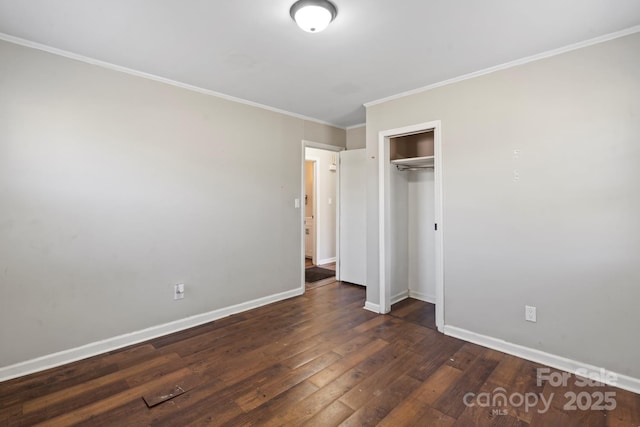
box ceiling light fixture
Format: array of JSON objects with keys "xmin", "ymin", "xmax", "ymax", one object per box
[{"xmin": 290, "ymin": 0, "xmax": 337, "ymax": 33}]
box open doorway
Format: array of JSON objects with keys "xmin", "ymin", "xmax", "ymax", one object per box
[{"xmin": 301, "ymin": 142, "xmax": 343, "ymax": 290}]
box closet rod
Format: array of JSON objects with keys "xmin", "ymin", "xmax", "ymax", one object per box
[{"xmin": 395, "ymin": 165, "xmax": 434, "ymax": 171}]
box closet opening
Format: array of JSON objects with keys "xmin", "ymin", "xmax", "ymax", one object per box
[{"xmin": 378, "ymin": 121, "xmax": 444, "ymax": 332}]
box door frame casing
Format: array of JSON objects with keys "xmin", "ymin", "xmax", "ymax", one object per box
[
  {"xmin": 300, "ymin": 140, "xmax": 344, "ymax": 293},
  {"xmin": 378, "ymin": 121, "xmax": 444, "ymax": 331}
]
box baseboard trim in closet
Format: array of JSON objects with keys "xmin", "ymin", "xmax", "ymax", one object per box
[
  {"xmin": 408, "ymin": 290, "xmax": 436, "ymax": 304},
  {"xmin": 363, "ymin": 301, "xmax": 381, "ymax": 313},
  {"xmin": 390, "ymin": 290, "xmax": 409, "ymax": 305}
]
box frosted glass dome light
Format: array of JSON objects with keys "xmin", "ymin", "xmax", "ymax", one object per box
[{"xmin": 290, "ymin": 0, "xmax": 337, "ymax": 33}]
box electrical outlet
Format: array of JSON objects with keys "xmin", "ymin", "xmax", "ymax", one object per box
[
  {"xmin": 174, "ymin": 283, "xmax": 185, "ymax": 300},
  {"xmin": 525, "ymin": 305, "xmax": 536, "ymax": 322}
]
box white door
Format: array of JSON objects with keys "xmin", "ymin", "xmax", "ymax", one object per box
[{"xmin": 339, "ymin": 149, "xmax": 366, "ymax": 285}]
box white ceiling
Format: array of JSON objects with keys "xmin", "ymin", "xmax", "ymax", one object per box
[{"xmin": 0, "ymin": 1, "xmax": 639, "ymax": 128}]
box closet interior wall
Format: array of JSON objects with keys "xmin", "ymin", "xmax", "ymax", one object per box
[{"xmin": 389, "ymin": 134, "xmax": 437, "ymax": 304}]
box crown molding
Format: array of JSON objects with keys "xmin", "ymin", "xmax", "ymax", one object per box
[
  {"xmin": 0, "ymin": 32, "xmax": 345, "ymax": 130},
  {"xmin": 364, "ymin": 25, "xmax": 640, "ymax": 108}
]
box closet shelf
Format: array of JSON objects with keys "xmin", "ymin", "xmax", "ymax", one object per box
[{"xmin": 391, "ymin": 156, "xmax": 434, "ymax": 170}]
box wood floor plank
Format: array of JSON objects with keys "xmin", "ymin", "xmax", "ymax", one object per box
[
  {"xmin": 1, "ymin": 283, "xmax": 638, "ymax": 427},
  {"xmin": 352, "ymin": 314, "xmax": 390, "ymax": 334},
  {"xmin": 390, "ymin": 298, "xmax": 425, "ymax": 318},
  {"xmin": 446, "ymin": 342, "xmax": 486, "ymax": 371},
  {"xmin": 190, "ymin": 301, "xmax": 376, "ymax": 386},
  {"xmin": 0, "ymin": 403, "xmax": 22, "ymax": 424},
  {"xmin": 157, "ymin": 293, "xmax": 351, "ymax": 359},
  {"xmin": 303, "ymin": 399, "xmax": 354, "ymax": 426},
  {"xmin": 432, "ymin": 349, "xmax": 504, "ymax": 419},
  {"xmin": 474, "ymin": 356, "xmax": 544, "ymax": 424},
  {"xmin": 33, "ymin": 367, "xmax": 194, "ymax": 427},
  {"xmin": 174, "ymin": 398, "xmax": 242, "ymax": 427},
  {"xmin": 264, "ymin": 304, "xmax": 376, "ymax": 362},
  {"xmin": 183, "ymin": 344, "xmax": 338, "ymax": 423},
  {"xmin": 338, "ymin": 374, "xmax": 424, "ymax": 426},
  {"xmin": 0, "ymin": 344, "xmax": 156, "ymax": 408},
  {"xmin": 199, "ymin": 332, "xmax": 358, "ymax": 392},
  {"xmin": 281, "ymin": 337, "xmax": 350, "ymax": 371},
  {"xmin": 403, "ymin": 302, "xmax": 436, "ymax": 330},
  {"xmin": 407, "ymin": 335, "xmax": 466, "ymax": 382},
  {"xmin": 222, "ymin": 381, "xmax": 320, "ymax": 426},
  {"xmin": 363, "ymin": 317, "xmax": 407, "ymax": 342},
  {"xmin": 261, "ymin": 334, "xmax": 418, "ymax": 426},
  {"xmin": 332, "ymin": 334, "xmax": 378, "ymax": 357},
  {"xmin": 528, "ymin": 405, "xmax": 607, "ymax": 427},
  {"xmin": 305, "ymin": 276, "xmax": 338, "ymax": 290},
  {"xmin": 85, "ymin": 375, "xmax": 224, "ymax": 427},
  {"xmin": 369, "ymin": 365, "xmax": 463, "ymax": 427},
  {"xmin": 338, "ymin": 347, "xmax": 424, "ymax": 410},
  {"xmin": 452, "ymin": 402, "xmax": 528, "ymax": 427},
  {"xmin": 390, "ymin": 298, "xmax": 437, "ymax": 329},
  {"xmin": 11, "ymin": 380, "xmax": 133, "ymax": 426},
  {"xmin": 0, "ymin": 363, "xmax": 121, "ymax": 411},
  {"xmin": 22, "ymin": 353, "xmax": 183, "ymax": 414},
  {"xmin": 606, "ymin": 388, "xmax": 640, "ymax": 426},
  {"xmin": 400, "ymin": 364, "xmax": 463, "ymax": 406},
  {"xmin": 124, "ymin": 356, "xmax": 188, "ymax": 389},
  {"xmin": 162, "ymin": 306, "xmax": 311, "ymax": 359},
  {"xmin": 257, "ymin": 378, "xmax": 350, "ymax": 426},
  {"xmin": 380, "ymin": 405, "xmax": 457, "ymax": 427},
  {"xmin": 106, "ymin": 343, "xmax": 158, "ymax": 360},
  {"xmin": 182, "ymin": 297, "xmax": 369, "ymax": 372},
  {"xmin": 307, "ymin": 339, "xmax": 388, "ymax": 388},
  {"xmin": 234, "ymin": 351, "xmax": 341, "ymax": 411}
]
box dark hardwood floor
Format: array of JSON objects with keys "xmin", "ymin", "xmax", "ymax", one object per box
[{"xmin": 1, "ymin": 282, "xmax": 639, "ymax": 426}]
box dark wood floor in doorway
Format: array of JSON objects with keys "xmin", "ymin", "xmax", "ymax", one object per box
[
  {"xmin": 1, "ymin": 283, "xmax": 639, "ymax": 426},
  {"xmin": 305, "ymin": 261, "xmax": 336, "ymax": 290}
]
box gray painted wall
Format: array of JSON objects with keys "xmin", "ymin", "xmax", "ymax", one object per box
[
  {"xmin": 0, "ymin": 40, "xmax": 345, "ymax": 367},
  {"xmin": 346, "ymin": 126, "xmax": 366, "ymax": 150},
  {"xmin": 366, "ymin": 33, "xmax": 640, "ymax": 378}
]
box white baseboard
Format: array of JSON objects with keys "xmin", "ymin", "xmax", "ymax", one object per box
[
  {"xmin": 390, "ymin": 290, "xmax": 409, "ymax": 305},
  {"xmin": 317, "ymin": 257, "xmax": 336, "ymax": 266},
  {"xmin": 444, "ymin": 325, "xmax": 640, "ymax": 395},
  {"xmin": 0, "ymin": 287, "xmax": 304, "ymax": 383},
  {"xmin": 363, "ymin": 301, "xmax": 381, "ymax": 313},
  {"xmin": 408, "ymin": 290, "xmax": 436, "ymax": 304}
]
